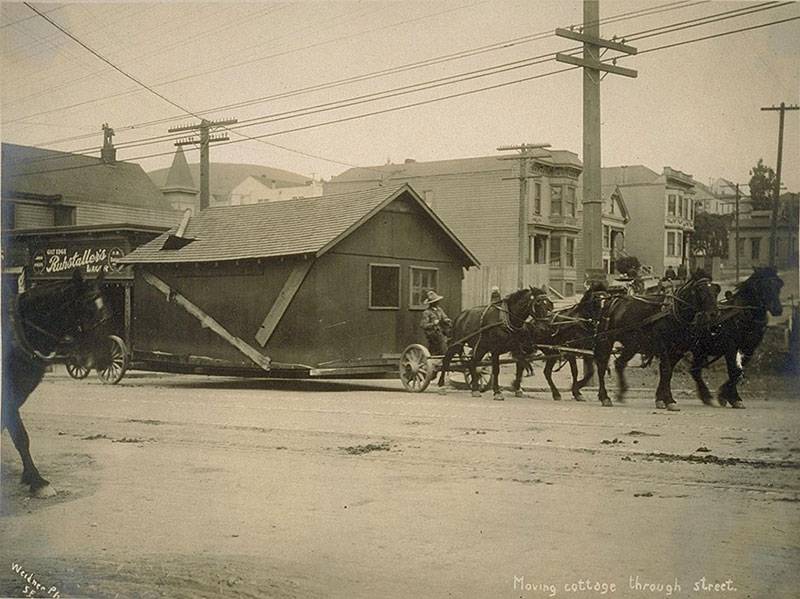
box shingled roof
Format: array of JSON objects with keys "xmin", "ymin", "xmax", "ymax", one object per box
[
  {"xmin": 120, "ymin": 184, "xmax": 479, "ymax": 266},
  {"xmin": 2, "ymin": 142, "xmax": 173, "ymax": 212}
]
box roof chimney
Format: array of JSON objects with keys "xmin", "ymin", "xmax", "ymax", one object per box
[{"xmin": 101, "ymin": 123, "xmax": 116, "ymax": 164}]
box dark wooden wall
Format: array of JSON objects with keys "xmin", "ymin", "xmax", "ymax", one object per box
[{"xmin": 132, "ymin": 194, "xmax": 469, "ymax": 367}]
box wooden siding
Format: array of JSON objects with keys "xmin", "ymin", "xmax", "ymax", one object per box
[
  {"xmin": 72, "ymin": 200, "xmax": 181, "ymax": 228},
  {"xmin": 14, "ymin": 203, "xmax": 54, "ymax": 229},
  {"xmin": 131, "ymin": 195, "xmax": 467, "ymax": 367}
]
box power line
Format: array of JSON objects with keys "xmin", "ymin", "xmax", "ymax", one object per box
[
  {"xmin": 9, "ymin": 12, "xmax": 797, "ymax": 180},
  {"xmin": 14, "ymin": 0, "xmax": 793, "ymax": 166},
  {"xmin": 3, "ymin": 0, "xmax": 701, "ymax": 131}
]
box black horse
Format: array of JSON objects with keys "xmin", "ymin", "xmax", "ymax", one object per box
[
  {"xmin": 594, "ymin": 269, "xmax": 720, "ymax": 410},
  {"xmin": 537, "ymin": 282, "xmax": 609, "ymax": 401},
  {"xmin": 436, "ymin": 287, "xmax": 553, "ymax": 400},
  {"xmin": 688, "ymin": 266, "xmax": 784, "ymax": 408},
  {"xmin": 2, "ymin": 270, "xmax": 109, "ymax": 496}
]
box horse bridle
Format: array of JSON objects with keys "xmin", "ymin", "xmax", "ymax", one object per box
[{"xmin": 11, "ymin": 289, "xmax": 108, "ymax": 362}]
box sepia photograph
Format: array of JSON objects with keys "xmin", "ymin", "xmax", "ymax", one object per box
[{"xmin": 1, "ymin": 1, "xmax": 798, "ymax": 597}]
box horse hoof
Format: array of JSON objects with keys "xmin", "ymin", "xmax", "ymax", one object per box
[
  {"xmin": 471, "ymin": 391, "xmax": 482, "ymax": 398},
  {"xmin": 514, "ymin": 389, "xmax": 525, "ymax": 398},
  {"xmin": 600, "ymin": 399, "xmax": 613, "ymax": 407},
  {"xmin": 655, "ymin": 400, "xmax": 667, "ymax": 409},
  {"xmin": 700, "ymin": 396, "xmax": 715, "ymax": 406},
  {"xmin": 730, "ymin": 400, "xmax": 745, "ymax": 409},
  {"xmin": 573, "ymin": 395, "xmax": 586, "ymax": 402},
  {"xmin": 666, "ymin": 403, "xmax": 681, "ymax": 412},
  {"xmin": 31, "ymin": 484, "xmax": 57, "ymax": 499},
  {"xmin": 493, "ymin": 393, "xmax": 504, "ymax": 401},
  {"xmin": 717, "ymin": 398, "xmax": 728, "ymax": 407},
  {"xmin": 437, "ymin": 387, "xmax": 447, "ymax": 396},
  {"xmin": 552, "ymin": 394, "xmax": 561, "ymax": 401}
]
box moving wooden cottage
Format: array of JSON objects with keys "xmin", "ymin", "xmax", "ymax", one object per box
[{"xmin": 119, "ymin": 184, "xmax": 479, "ymax": 378}]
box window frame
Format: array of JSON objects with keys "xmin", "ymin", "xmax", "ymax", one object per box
[
  {"xmin": 533, "ymin": 182, "xmax": 542, "ymax": 216},
  {"xmin": 550, "ymin": 185, "xmax": 562, "ymax": 216},
  {"xmin": 549, "ymin": 235, "xmax": 562, "ymax": 268},
  {"xmin": 565, "ymin": 186, "xmax": 576, "ymax": 217},
  {"xmin": 565, "ymin": 237, "xmax": 575, "ymax": 267},
  {"xmin": 667, "ymin": 194, "xmax": 677, "ymax": 216},
  {"xmin": 751, "ymin": 238, "xmax": 760, "ymax": 260},
  {"xmin": 409, "ymin": 266, "xmax": 439, "ymax": 310},
  {"xmin": 667, "ymin": 231, "xmax": 677, "ymax": 256},
  {"xmin": 368, "ymin": 263, "xmax": 401, "ymax": 310}
]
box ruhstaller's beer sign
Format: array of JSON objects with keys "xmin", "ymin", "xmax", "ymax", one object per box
[{"xmin": 31, "ymin": 245, "xmax": 128, "ymax": 278}]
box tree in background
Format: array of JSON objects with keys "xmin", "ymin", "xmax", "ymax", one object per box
[
  {"xmin": 749, "ymin": 158, "xmax": 776, "ymax": 211},
  {"xmin": 691, "ymin": 212, "xmax": 732, "ymax": 258},
  {"xmin": 615, "ymin": 255, "xmax": 640, "ymax": 275}
]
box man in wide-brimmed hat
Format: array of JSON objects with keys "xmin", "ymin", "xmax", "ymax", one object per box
[{"xmin": 420, "ymin": 290, "xmax": 451, "ymax": 355}]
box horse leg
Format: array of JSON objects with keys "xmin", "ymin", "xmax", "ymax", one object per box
[
  {"xmin": 468, "ymin": 347, "xmax": 489, "ymax": 398},
  {"xmin": 511, "ymin": 359, "xmax": 526, "ymax": 398},
  {"xmin": 614, "ymin": 346, "xmax": 636, "ymax": 404},
  {"xmin": 3, "ymin": 407, "xmax": 54, "ymax": 496},
  {"xmin": 594, "ymin": 344, "xmax": 613, "ymax": 407},
  {"xmin": 689, "ymin": 353, "xmax": 714, "ymax": 406},
  {"xmin": 492, "ymin": 353, "xmax": 503, "ymax": 401},
  {"xmin": 655, "ymin": 352, "xmax": 681, "ymax": 411},
  {"xmin": 568, "ymin": 356, "xmax": 583, "ymax": 401},
  {"xmin": 574, "ymin": 357, "xmax": 593, "ymax": 400},
  {"xmin": 719, "ymin": 350, "xmax": 745, "ymax": 408},
  {"xmin": 543, "ymin": 357, "xmax": 561, "ymax": 400},
  {"xmin": 436, "ymin": 344, "xmax": 458, "ymax": 395}
]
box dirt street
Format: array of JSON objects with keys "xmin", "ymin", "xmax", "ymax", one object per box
[{"xmin": 1, "ymin": 366, "xmax": 798, "ymax": 599}]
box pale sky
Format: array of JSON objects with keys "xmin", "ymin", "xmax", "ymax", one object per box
[{"xmin": 2, "ymin": 0, "xmax": 799, "ymax": 190}]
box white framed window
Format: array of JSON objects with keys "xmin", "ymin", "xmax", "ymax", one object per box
[
  {"xmin": 369, "ymin": 263, "xmax": 400, "ymax": 309},
  {"xmin": 667, "ymin": 195, "xmax": 677, "ymax": 216},
  {"xmin": 603, "ymin": 225, "xmax": 610, "ymax": 249},
  {"xmin": 533, "ymin": 182, "xmax": 542, "ymax": 215},
  {"xmin": 667, "ymin": 231, "xmax": 677, "ymax": 256},
  {"xmin": 550, "ymin": 185, "xmax": 562, "ymax": 216},
  {"xmin": 565, "ymin": 238, "xmax": 575, "ymax": 267},
  {"xmin": 409, "ymin": 267, "xmax": 438, "ymax": 309},
  {"xmin": 530, "ymin": 234, "xmax": 548, "ymax": 264},
  {"xmin": 550, "ymin": 236, "xmax": 562, "ymax": 267},
  {"xmin": 565, "ymin": 186, "xmax": 576, "ymax": 217}
]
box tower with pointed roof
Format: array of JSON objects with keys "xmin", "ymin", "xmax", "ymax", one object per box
[{"xmin": 161, "ymin": 146, "xmax": 199, "ymax": 214}]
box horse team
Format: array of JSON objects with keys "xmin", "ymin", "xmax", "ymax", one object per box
[
  {"xmin": 0, "ymin": 266, "xmax": 786, "ymax": 497},
  {"xmin": 435, "ymin": 267, "xmax": 784, "ymax": 412}
]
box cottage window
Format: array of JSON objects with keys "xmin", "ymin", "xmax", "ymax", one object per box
[
  {"xmin": 410, "ymin": 267, "xmax": 438, "ymax": 309},
  {"xmin": 550, "ymin": 236, "xmax": 562, "ymax": 267},
  {"xmin": 667, "ymin": 195, "xmax": 677, "ymax": 216},
  {"xmin": 565, "ymin": 186, "xmax": 576, "ymax": 217},
  {"xmin": 533, "ymin": 182, "xmax": 542, "ymax": 216},
  {"xmin": 369, "ymin": 264, "xmax": 400, "ymax": 309},
  {"xmin": 565, "ymin": 238, "xmax": 575, "ymax": 267},
  {"xmin": 564, "ymin": 281, "xmax": 575, "ymax": 297},
  {"xmin": 550, "ymin": 185, "xmax": 562, "ymax": 216},
  {"xmin": 751, "ymin": 238, "xmax": 760, "ymax": 260}
]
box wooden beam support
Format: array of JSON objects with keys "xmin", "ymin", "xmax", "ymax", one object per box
[
  {"xmin": 555, "ymin": 28, "xmax": 637, "ymax": 54},
  {"xmin": 555, "ymin": 53, "xmax": 637, "ymax": 78},
  {"xmin": 255, "ymin": 258, "xmax": 314, "ymax": 347},
  {"xmin": 141, "ymin": 270, "xmax": 271, "ymax": 371}
]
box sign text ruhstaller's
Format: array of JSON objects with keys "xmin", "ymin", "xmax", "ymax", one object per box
[{"xmin": 31, "ymin": 245, "xmax": 126, "ymax": 278}]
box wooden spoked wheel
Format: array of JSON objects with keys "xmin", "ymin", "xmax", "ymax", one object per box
[
  {"xmin": 96, "ymin": 335, "xmax": 129, "ymax": 385},
  {"xmin": 399, "ymin": 344, "xmax": 435, "ymax": 392},
  {"xmin": 65, "ymin": 358, "xmax": 90, "ymax": 380}
]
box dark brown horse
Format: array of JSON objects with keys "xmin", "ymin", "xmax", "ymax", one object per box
[
  {"xmin": 2, "ymin": 270, "xmax": 109, "ymax": 496},
  {"xmin": 594, "ymin": 269, "xmax": 720, "ymax": 410},
  {"xmin": 436, "ymin": 287, "xmax": 552, "ymax": 400},
  {"xmin": 537, "ymin": 282, "xmax": 609, "ymax": 401},
  {"xmin": 688, "ymin": 267, "xmax": 783, "ymax": 408}
]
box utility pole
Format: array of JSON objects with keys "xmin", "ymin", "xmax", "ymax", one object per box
[
  {"xmin": 735, "ymin": 183, "xmax": 740, "ymax": 282},
  {"xmin": 169, "ymin": 118, "xmax": 238, "ymax": 211},
  {"xmin": 498, "ymin": 143, "xmax": 552, "ymax": 288},
  {"xmin": 761, "ymin": 102, "xmax": 798, "ymax": 266},
  {"xmin": 556, "ymin": 0, "xmax": 637, "ymax": 283}
]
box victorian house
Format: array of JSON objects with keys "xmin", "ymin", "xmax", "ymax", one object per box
[
  {"xmin": 325, "ymin": 151, "xmax": 590, "ymax": 304},
  {"xmin": 602, "ymin": 165, "xmax": 696, "ymax": 278}
]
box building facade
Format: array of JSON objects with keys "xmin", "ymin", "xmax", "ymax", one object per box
[
  {"xmin": 325, "ymin": 152, "xmax": 590, "ymax": 304},
  {"xmin": 149, "ymin": 150, "xmax": 313, "ymax": 213},
  {"xmin": 602, "ymin": 165, "xmax": 696, "ymax": 277},
  {"xmin": 2, "ymin": 142, "xmax": 180, "ymax": 230}
]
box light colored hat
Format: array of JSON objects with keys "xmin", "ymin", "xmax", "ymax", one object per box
[{"xmin": 423, "ymin": 290, "xmax": 444, "ymax": 305}]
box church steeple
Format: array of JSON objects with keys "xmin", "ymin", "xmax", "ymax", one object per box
[{"xmin": 161, "ymin": 146, "xmax": 199, "ymax": 214}]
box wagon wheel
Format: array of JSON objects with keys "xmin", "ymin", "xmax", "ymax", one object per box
[
  {"xmin": 399, "ymin": 344, "xmax": 435, "ymax": 392},
  {"xmin": 96, "ymin": 335, "xmax": 129, "ymax": 385},
  {"xmin": 65, "ymin": 357, "xmax": 90, "ymax": 380}
]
